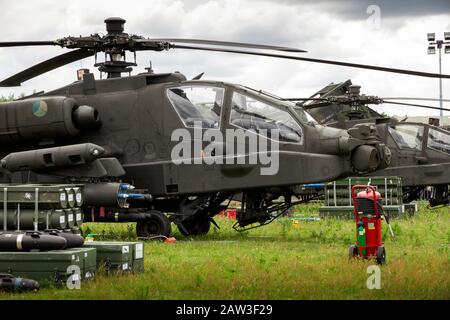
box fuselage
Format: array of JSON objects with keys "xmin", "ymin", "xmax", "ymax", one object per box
[{"xmin": 0, "ymin": 72, "xmax": 387, "ymax": 196}]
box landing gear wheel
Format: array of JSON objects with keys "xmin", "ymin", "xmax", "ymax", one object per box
[
  {"xmin": 178, "ymin": 218, "xmax": 211, "ymax": 236},
  {"xmin": 376, "ymin": 246, "xmax": 386, "ymax": 265},
  {"xmin": 136, "ymin": 210, "xmax": 172, "ymax": 240},
  {"xmin": 348, "ymin": 244, "xmax": 358, "ymax": 259}
]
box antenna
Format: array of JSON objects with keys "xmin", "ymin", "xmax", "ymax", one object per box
[{"xmin": 145, "ymin": 61, "xmax": 154, "ymax": 74}]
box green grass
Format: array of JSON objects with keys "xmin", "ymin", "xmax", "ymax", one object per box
[{"xmin": 1, "ymin": 202, "xmax": 449, "ymax": 300}]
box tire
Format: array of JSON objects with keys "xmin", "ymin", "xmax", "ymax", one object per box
[
  {"xmin": 136, "ymin": 210, "xmax": 172, "ymax": 240},
  {"xmin": 376, "ymin": 246, "xmax": 386, "ymax": 265},
  {"xmin": 348, "ymin": 244, "xmax": 358, "ymax": 259},
  {"xmin": 178, "ymin": 218, "xmax": 211, "ymax": 236}
]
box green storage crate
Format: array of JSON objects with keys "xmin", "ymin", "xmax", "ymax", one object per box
[
  {"xmin": 0, "ymin": 184, "xmax": 71, "ymax": 208},
  {"xmin": 319, "ymin": 205, "xmax": 408, "ymax": 219},
  {"xmin": 83, "ymin": 241, "xmax": 144, "ymax": 273},
  {"xmin": 132, "ymin": 242, "xmax": 144, "ymax": 272},
  {"xmin": 324, "ymin": 176, "xmax": 403, "ymax": 207},
  {"xmin": 0, "ymin": 247, "xmax": 96, "ymax": 285},
  {"xmin": 67, "ymin": 247, "xmax": 96, "ymax": 281},
  {"xmin": 320, "ymin": 176, "xmax": 411, "ymax": 219}
]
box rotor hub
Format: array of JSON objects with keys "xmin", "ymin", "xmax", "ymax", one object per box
[
  {"xmin": 104, "ymin": 17, "xmax": 126, "ymax": 35},
  {"xmin": 96, "ymin": 17, "xmax": 137, "ymax": 78}
]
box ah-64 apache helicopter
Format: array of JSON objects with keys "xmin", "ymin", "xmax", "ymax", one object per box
[
  {"xmin": 287, "ymin": 80, "xmax": 450, "ymax": 207},
  {"xmin": 0, "ymin": 18, "xmax": 448, "ymax": 238}
]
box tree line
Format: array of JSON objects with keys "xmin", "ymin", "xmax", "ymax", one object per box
[{"xmin": 0, "ymin": 93, "xmax": 26, "ymax": 102}]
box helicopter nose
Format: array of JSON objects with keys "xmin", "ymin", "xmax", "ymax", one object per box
[
  {"xmin": 351, "ymin": 145, "xmax": 380, "ymax": 172},
  {"xmin": 350, "ymin": 143, "xmax": 391, "ymax": 173}
]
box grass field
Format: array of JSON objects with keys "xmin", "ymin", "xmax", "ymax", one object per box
[{"xmin": 1, "ymin": 202, "xmax": 449, "ymax": 300}]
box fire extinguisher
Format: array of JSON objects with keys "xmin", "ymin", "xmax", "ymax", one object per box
[{"xmin": 348, "ymin": 185, "xmax": 394, "ymax": 265}]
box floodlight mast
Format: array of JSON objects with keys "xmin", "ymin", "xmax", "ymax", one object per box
[{"xmin": 428, "ymin": 32, "xmax": 450, "ymax": 122}]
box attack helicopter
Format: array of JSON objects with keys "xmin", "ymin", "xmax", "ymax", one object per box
[
  {"xmin": 0, "ymin": 17, "xmax": 448, "ymax": 238},
  {"xmin": 287, "ymin": 80, "xmax": 450, "ymax": 207}
]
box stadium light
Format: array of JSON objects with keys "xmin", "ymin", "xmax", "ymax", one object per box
[
  {"xmin": 444, "ymin": 32, "xmax": 450, "ymax": 41},
  {"xmin": 426, "ymin": 32, "xmax": 450, "ymax": 120},
  {"xmin": 428, "ymin": 45, "xmax": 436, "ymax": 54}
]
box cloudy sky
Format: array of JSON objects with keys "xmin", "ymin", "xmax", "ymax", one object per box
[{"xmin": 0, "ymin": 0, "xmax": 449, "ymax": 117}]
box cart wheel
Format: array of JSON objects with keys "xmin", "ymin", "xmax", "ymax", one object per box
[
  {"xmin": 376, "ymin": 246, "xmax": 386, "ymax": 265},
  {"xmin": 348, "ymin": 244, "xmax": 358, "ymax": 259}
]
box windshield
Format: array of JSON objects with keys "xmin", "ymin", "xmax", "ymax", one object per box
[
  {"xmin": 428, "ymin": 128, "xmax": 450, "ymax": 155},
  {"xmin": 230, "ymin": 91, "xmax": 303, "ymax": 143},
  {"xmin": 388, "ymin": 124, "xmax": 424, "ymax": 151},
  {"xmin": 167, "ymin": 85, "xmax": 224, "ymax": 128},
  {"xmin": 296, "ymin": 108, "xmax": 317, "ymax": 123}
]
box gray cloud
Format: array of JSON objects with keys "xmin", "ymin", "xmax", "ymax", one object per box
[{"xmin": 268, "ymin": 0, "xmax": 450, "ymax": 19}]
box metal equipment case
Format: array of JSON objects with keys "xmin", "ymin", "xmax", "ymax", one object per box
[
  {"xmin": 83, "ymin": 241, "xmax": 144, "ymax": 272},
  {"xmin": 0, "ymin": 247, "xmax": 96, "ymax": 284}
]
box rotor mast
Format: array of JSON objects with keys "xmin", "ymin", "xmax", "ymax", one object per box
[{"xmin": 95, "ymin": 17, "xmax": 137, "ymax": 79}]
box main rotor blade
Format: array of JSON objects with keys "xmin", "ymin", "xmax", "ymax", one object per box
[
  {"xmin": 284, "ymin": 97, "xmax": 329, "ymax": 101},
  {"xmin": 144, "ymin": 38, "xmax": 306, "ymax": 53},
  {"xmin": 292, "ymin": 98, "xmax": 450, "ymax": 111},
  {"xmin": 382, "ymin": 100, "xmax": 450, "ymax": 112},
  {"xmin": 0, "ymin": 49, "xmax": 94, "ymax": 87},
  {"xmin": 302, "ymin": 102, "xmax": 334, "ymax": 109},
  {"xmin": 382, "ymin": 97, "xmax": 450, "ymax": 103},
  {"xmin": 172, "ymin": 45, "xmax": 450, "ymax": 79},
  {"xmin": 0, "ymin": 41, "xmax": 58, "ymax": 47}
]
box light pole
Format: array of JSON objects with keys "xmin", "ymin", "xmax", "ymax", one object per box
[{"xmin": 427, "ymin": 32, "xmax": 450, "ymax": 124}]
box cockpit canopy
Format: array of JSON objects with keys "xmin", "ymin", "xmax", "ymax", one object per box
[
  {"xmin": 167, "ymin": 85, "xmax": 224, "ymax": 129},
  {"xmin": 166, "ymin": 83, "xmax": 305, "ymax": 144},
  {"xmin": 388, "ymin": 123, "xmax": 450, "ymax": 155}
]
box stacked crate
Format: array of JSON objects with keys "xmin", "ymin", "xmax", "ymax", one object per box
[
  {"xmin": 0, "ymin": 184, "xmax": 146, "ymax": 287},
  {"xmin": 0, "ymin": 184, "xmax": 84, "ymax": 233},
  {"xmin": 319, "ymin": 176, "xmax": 415, "ymax": 219},
  {"xmin": 0, "ymin": 184, "xmax": 94, "ymax": 285}
]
